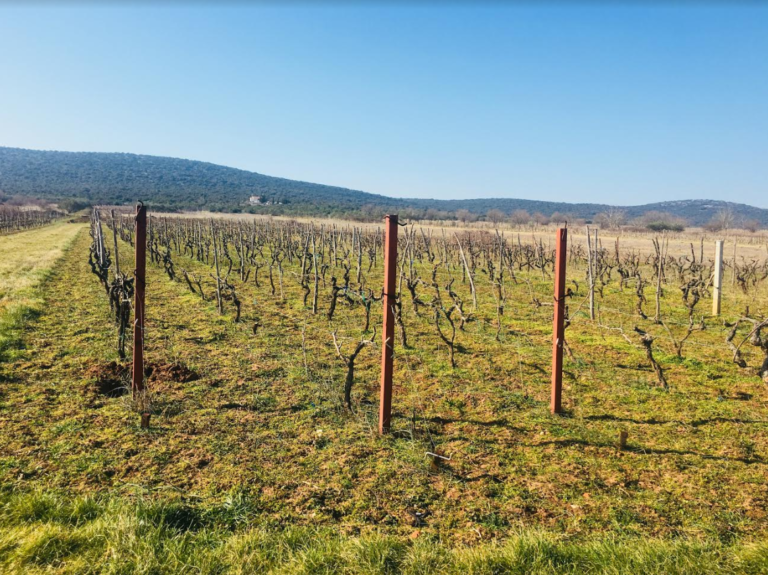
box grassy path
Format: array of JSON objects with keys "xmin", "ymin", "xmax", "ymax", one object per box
[{"xmin": 0, "ymin": 223, "xmax": 85, "ymax": 359}]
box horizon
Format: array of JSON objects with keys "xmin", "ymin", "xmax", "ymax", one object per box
[
  {"xmin": 3, "ymin": 144, "xmax": 767, "ymax": 212},
  {"xmin": 1, "ymin": 3, "xmax": 767, "ymax": 208}
]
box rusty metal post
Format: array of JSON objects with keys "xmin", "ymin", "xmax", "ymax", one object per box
[
  {"xmin": 379, "ymin": 214, "xmax": 398, "ymax": 434},
  {"xmin": 132, "ymin": 203, "xmax": 147, "ymax": 395},
  {"xmin": 551, "ymin": 227, "xmax": 567, "ymax": 414}
]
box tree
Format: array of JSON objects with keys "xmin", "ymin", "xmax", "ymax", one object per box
[
  {"xmin": 509, "ymin": 209, "xmax": 531, "ymax": 226},
  {"xmin": 742, "ymin": 219, "xmax": 761, "ymax": 233},
  {"xmin": 705, "ymin": 208, "xmax": 735, "ymax": 232},
  {"xmin": 455, "ymin": 209, "xmax": 477, "ymax": 223},
  {"xmin": 360, "ymin": 203, "xmax": 384, "ymax": 221},
  {"xmin": 532, "ymin": 212, "xmax": 549, "ymax": 226},
  {"xmin": 595, "ymin": 208, "xmax": 626, "ymax": 229},
  {"xmin": 58, "ymin": 198, "xmax": 93, "ymax": 213},
  {"xmin": 486, "ymin": 209, "xmax": 505, "ymax": 225},
  {"xmin": 549, "ymin": 211, "xmax": 574, "ymax": 227},
  {"xmin": 425, "ymin": 208, "xmax": 442, "ymax": 221}
]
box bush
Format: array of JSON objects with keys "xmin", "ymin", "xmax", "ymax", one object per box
[
  {"xmin": 635, "ymin": 211, "xmax": 687, "ymax": 232},
  {"xmin": 57, "ymin": 198, "xmax": 92, "ymax": 213},
  {"xmin": 646, "ymin": 221, "xmax": 685, "ymax": 232},
  {"xmin": 743, "ymin": 219, "xmax": 761, "ymax": 233}
]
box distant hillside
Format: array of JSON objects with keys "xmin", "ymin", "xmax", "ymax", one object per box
[{"xmin": 1, "ymin": 146, "xmax": 766, "ymax": 226}]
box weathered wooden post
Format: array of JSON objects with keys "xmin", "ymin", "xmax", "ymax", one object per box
[
  {"xmin": 94, "ymin": 208, "xmax": 106, "ymax": 266},
  {"xmin": 551, "ymin": 227, "xmax": 567, "ymax": 414},
  {"xmin": 618, "ymin": 430, "xmax": 628, "ymax": 450},
  {"xmin": 210, "ymin": 220, "xmax": 223, "ymax": 314},
  {"xmin": 111, "ymin": 209, "xmax": 120, "ymax": 277},
  {"xmin": 132, "ymin": 203, "xmax": 147, "ymax": 395},
  {"xmin": 586, "ymin": 226, "xmax": 595, "ymax": 320},
  {"xmin": 379, "ymin": 215, "xmax": 398, "ymax": 434},
  {"xmin": 713, "ymin": 239, "xmax": 724, "ymax": 316}
]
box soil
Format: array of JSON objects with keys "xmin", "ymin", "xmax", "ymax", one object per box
[{"xmin": 86, "ymin": 361, "xmax": 198, "ymax": 396}]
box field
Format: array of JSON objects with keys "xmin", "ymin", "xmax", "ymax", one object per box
[
  {"xmin": 166, "ymin": 209, "xmax": 768, "ymax": 259},
  {"xmin": 0, "ymin": 223, "xmax": 83, "ymax": 361},
  {"xmin": 1, "ymin": 215, "xmax": 767, "ymax": 573}
]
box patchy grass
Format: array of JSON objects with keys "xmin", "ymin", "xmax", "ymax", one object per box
[
  {"xmin": 0, "ymin": 490, "xmax": 766, "ymax": 574},
  {"xmin": 0, "ymin": 223, "xmax": 84, "ymax": 360},
  {"xmin": 0, "ymin": 222, "xmax": 767, "ymax": 572}
]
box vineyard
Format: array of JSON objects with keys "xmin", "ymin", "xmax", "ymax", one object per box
[
  {"xmin": 92, "ymin": 207, "xmax": 768, "ymax": 399},
  {"xmin": 1, "ymin": 207, "xmax": 768, "ymax": 572},
  {"xmin": 0, "ymin": 206, "xmax": 58, "ymax": 235}
]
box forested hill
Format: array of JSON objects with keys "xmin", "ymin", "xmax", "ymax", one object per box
[
  {"xmin": 1, "ymin": 146, "xmax": 766, "ymax": 226},
  {"xmin": 0, "ymin": 147, "xmax": 397, "ymax": 215}
]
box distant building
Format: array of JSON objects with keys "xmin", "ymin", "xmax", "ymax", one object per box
[{"xmin": 248, "ymin": 195, "xmax": 281, "ymax": 206}]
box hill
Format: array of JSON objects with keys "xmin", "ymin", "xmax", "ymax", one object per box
[{"xmin": 1, "ymin": 146, "xmax": 766, "ymax": 226}]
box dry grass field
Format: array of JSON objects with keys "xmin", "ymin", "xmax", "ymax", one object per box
[{"xmin": 166, "ymin": 210, "xmax": 768, "ymax": 260}]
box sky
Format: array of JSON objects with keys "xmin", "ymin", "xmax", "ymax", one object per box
[{"xmin": 1, "ymin": 3, "xmax": 767, "ymax": 207}]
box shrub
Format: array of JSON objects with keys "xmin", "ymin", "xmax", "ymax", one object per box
[{"xmin": 646, "ymin": 221, "xmax": 685, "ymax": 232}]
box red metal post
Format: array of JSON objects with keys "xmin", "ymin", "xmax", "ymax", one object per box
[
  {"xmin": 379, "ymin": 214, "xmax": 398, "ymax": 434},
  {"xmin": 551, "ymin": 227, "xmax": 567, "ymax": 414},
  {"xmin": 132, "ymin": 203, "xmax": 147, "ymax": 395}
]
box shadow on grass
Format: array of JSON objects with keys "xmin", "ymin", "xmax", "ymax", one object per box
[
  {"xmin": 218, "ymin": 402, "xmax": 305, "ymax": 414},
  {"xmin": 529, "ymin": 438, "xmax": 765, "ymax": 465},
  {"xmin": 522, "ymin": 362, "xmax": 548, "ymax": 376},
  {"xmin": 584, "ymin": 413, "xmax": 767, "ymax": 427},
  {"xmin": 424, "ymin": 415, "xmax": 524, "ymax": 430}
]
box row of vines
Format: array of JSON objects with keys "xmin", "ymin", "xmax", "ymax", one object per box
[
  {"xmin": 0, "ymin": 206, "xmax": 58, "ymax": 234},
  {"xmin": 88, "ymin": 208, "xmax": 768, "ymax": 417}
]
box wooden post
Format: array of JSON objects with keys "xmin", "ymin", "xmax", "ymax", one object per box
[
  {"xmin": 618, "ymin": 430, "xmax": 628, "ymax": 450},
  {"xmin": 111, "ymin": 210, "xmax": 120, "ymax": 277},
  {"xmin": 132, "ymin": 203, "xmax": 147, "ymax": 395},
  {"xmin": 551, "ymin": 227, "xmax": 567, "ymax": 414},
  {"xmin": 211, "ymin": 220, "xmax": 223, "ymax": 314},
  {"xmin": 586, "ymin": 226, "xmax": 595, "ymax": 320},
  {"xmin": 713, "ymin": 239, "xmax": 724, "ymax": 316},
  {"xmin": 94, "ymin": 209, "xmax": 105, "ymax": 266},
  {"xmin": 379, "ymin": 215, "xmax": 398, "ymax": 435}
]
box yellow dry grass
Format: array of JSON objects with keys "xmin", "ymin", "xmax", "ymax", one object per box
[
  {"xmin": 154, "ymin": 210, "xmax": 768, "ymax": 260},
  {"xmin": 0, "ymin": 223, "xmax": 83, "ymax": 310},
  {"xmin": 0, "ymin": 223, "xmax": 84, "ymax": 356}
]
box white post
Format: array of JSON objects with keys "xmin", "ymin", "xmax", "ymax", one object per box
[{"xmin": 713, "ymin": 240, "xmax": 724, "ymax": 316}]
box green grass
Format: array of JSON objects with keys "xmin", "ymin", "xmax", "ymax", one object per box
[
  {"xmin": 0, "ymin": 490, "xmax": 766, "ymax": 574},
  {"xmin": 0, "ymin": 305, "xmax": 41, "ymax": 360},
  {"xmin": 1, "ymin": 222, "xmax": 767, "ymax": 572}
]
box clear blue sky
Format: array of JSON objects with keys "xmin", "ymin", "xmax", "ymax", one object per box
[{"xmin": 1, "ymin": 3, "xmax": 767, "ymax": 207}]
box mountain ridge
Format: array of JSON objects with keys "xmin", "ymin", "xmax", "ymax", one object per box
[{"xmin": 0, "ymin": 146, "xmax": 766, "ymax": 226}]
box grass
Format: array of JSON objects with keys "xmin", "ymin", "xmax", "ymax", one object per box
[
  {"xmin": 0, "ymin": 222, "xmax": 84, "ymax": 360},
  {"xmin": 0, "ymin": 221, "xmax": 767, "ymax": 572},
  {"xmin": 0, "ymin": 490, "xmax": 766, "ymax": 574}
]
